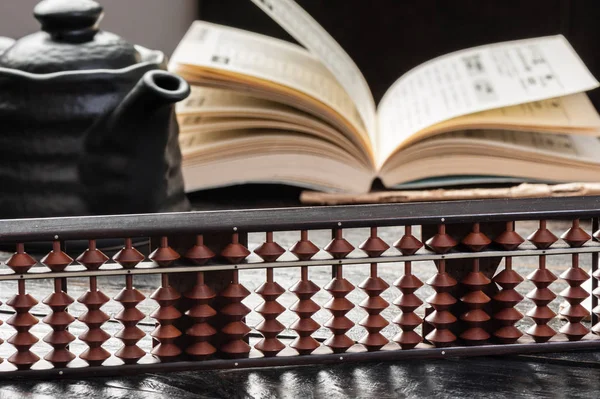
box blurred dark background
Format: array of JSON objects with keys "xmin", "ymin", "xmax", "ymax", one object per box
[{"xmin": 198, "ymin": 0, "xmax": 600, "ymax": 110}]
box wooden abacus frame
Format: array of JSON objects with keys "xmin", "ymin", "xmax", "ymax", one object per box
[{"xmin": 0, "ymin": 196, "xmax": 599, "ymax": 380}]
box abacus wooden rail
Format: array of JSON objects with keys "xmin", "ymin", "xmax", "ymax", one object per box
[{"xmin": 0, "ymin": 196, "xmax": 599, "ymax": 380}]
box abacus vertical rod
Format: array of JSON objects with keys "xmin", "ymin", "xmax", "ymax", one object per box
[
  {"xmin": 301, "ymin": 266, "xmax": 308, "ymax": 281},
  {"xmin": 592, "ymin": 217, "xmax": 599, "ymax": 327}
]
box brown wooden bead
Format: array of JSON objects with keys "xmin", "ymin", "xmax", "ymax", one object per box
[
  {"xmin": 358, "ymin": 263, "xmax": 389, "ymax": 351},
  {"xmin": 493, "ymin": 221, "xmax": 524, "ymax": 250},
  {"xmin": 289, "ymin": 230, "xmax": 319, "ymax": 261},
  {"xmin": 221, "ymin": 232, "xmax": 250, "ymax": 264},
  {"xmin": 425, "ymin": 224, "xmax": 456, "ymax": 254},
  {"xmin": 492, "ymin": 257, "xmax": 524, "ymax": 344},
  {"xmin": 393, "ymin": 225, "xmax": 423, "ymax": 256},
  {"xmin": 526, "ymin": 255, "xmax": 557, "ymax": 343},
  {"xmin": 324, "ymin": 264, "xmax": 355, "ymax": 353},
  {"xmin": 425, "ymin": 259, "xmax": 457, "ymax": 347},
  {"xmin": 359, "ymin": 227, "xmax": 390, "ymax": 257},
  {"xmin": 150, "ymin": 274, "xmax": 182, "ymax": 362},
  {"xmin": 6, "ymin": 243, "xmax": 37, "ymax": 274},
  {"xmin": 184, "ymin": 272, "xmax": 217, "ymax": 360},
  {"xmin": 77, "ymin": 276, "xmax": 111, "ymax": 366},
  {"xmin": 41, "ymin": 240, "xmax": 73, "ymax": 272},
  {"xmin": 6, "ymin": 280, "xmax": 39, "ymax": 370},
  {"xmin": 42, "ymin": 279, "xmax": 76, "ymax": 367},
  {"xmin": 114, "ymin": 275, "xmax": 146, "ymax": 364},
  {"xmin": 254, "ymin": 232, "xmax": 286, "ymax": 262},
  {"xmin": 113, "ymin": 238, "xmax": 145, "ymax": 269},
  {"xmin": 324, "ymin": 228, "xmax": 354, "ymax": 259},
  {"xmin": 76, "ymin": 239, "xmax": 109, "ymax": 271},
  {"xmin": 185, "ymin": 235, "xmax": 215, "ymax": 265},
  {"xmin": 393, "ymin": 261, "xmax": 423, "ymax": 349},
  {"xmin": 461, "ymin": 223, "xmax": 491, "ymax": 252},
  {"xmin": 219, "ymin": 270, "xmax": 251, "ymax": 358},
  {"xmin": 559, "ymin": 254, "xmax": 589, "ymax": 341},
  {"xmin": 459, "ymin": 259, "xmax": 491, "ymax": 344},
  {"xmin": 254, "ymin": 269, "xmax": 286, "ymax": 357},
  {"xmin": 149, "ymin": 237, "xmax": 180, "ymax": 267},
  {"xmin": 560, "ymin": 219, "xmax": 591, "ymax": 248},
  {"xmin": 289, "ymin": 266, "xmax": 321, "ymax": 355},
  {"xmin": 527, "ymin": 220, "xmax": 558, "ymax": 249}
]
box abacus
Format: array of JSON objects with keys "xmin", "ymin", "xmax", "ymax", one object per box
[{"xmin": 0, "ymin": 196, "xmax": 599, "ymax": 379}]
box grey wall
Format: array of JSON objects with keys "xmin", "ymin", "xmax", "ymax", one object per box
[{"xmin": 0, "ymin": 0, "xmax": 198, "ymax": 56}]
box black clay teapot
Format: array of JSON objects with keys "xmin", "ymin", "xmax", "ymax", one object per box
[{"xmin": 0, "ymin": 0, "xmax": 191, "ymax": 218}]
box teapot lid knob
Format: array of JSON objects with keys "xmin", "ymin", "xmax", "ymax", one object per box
[{"xmin": 34, "ymin": 0, "xmax": 104, "ymax": 43}]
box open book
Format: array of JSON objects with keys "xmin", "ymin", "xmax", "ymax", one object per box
[{"xmin": 169, "ymin": 0, "xmax": 600, "ymax": 193}]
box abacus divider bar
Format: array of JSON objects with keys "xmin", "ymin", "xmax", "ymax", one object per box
[{"xmin": 4, "ymin": 244, "xmax": 600, "ymax": 281}]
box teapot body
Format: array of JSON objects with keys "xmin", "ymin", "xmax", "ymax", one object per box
[
  {"xmin": 0, "ymin": 0, "xmax": 192, "ymax": 218},
  {"xmin": 0, "ymin": 60, "xmax": 190, "ymax": 218}
]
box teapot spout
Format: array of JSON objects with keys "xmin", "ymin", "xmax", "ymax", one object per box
[
  {"xmin": 80, "ymin": 70, "xmax": 191, "ymax": 215},
  {"xmin": 0, "ymin": 37, "xmax": 15, "ymax": 56},
  {"xmin": 112, "ymin": 70, "xmax": 191, "ymax": 120}
]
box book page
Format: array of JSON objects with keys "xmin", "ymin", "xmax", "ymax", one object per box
[
  {"xmin": 250, "ymin": 0, "xmax": 377, "ymax": 137},
  {"xmin": 169, "ymin": 21, "xmax": 367, "ymax": 139},
  {"xmin": 396, "ymin": 93, "xmax": 600, "ymax": 150},
  {"xmin": 377, "ymin": 35, "xmax": 600, "ymax": 163},
  {"xmin": 414, "ymin": 130, "xmax": 600, "ymax": 161},
  {"xmin": 176, "ymin": 86, "xmax": 372, "ymax": 164},
  {"xmin": 379, "ymin": 130, "xmax": 600, "ymax": 189}
]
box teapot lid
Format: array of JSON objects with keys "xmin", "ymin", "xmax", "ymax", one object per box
[{"xmin": 0, "ymin": 0, "xmax": 147, "ymax": 73}]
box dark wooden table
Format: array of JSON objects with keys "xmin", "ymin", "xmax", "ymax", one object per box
[{"xmin": 3, "ymin": 353, "xmax": 600, "ymax": 398}]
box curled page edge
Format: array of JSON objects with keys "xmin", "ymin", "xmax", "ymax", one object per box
[{"xmin": 249, "ymin": 0, "xmax": 377, "ymax": 138}]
